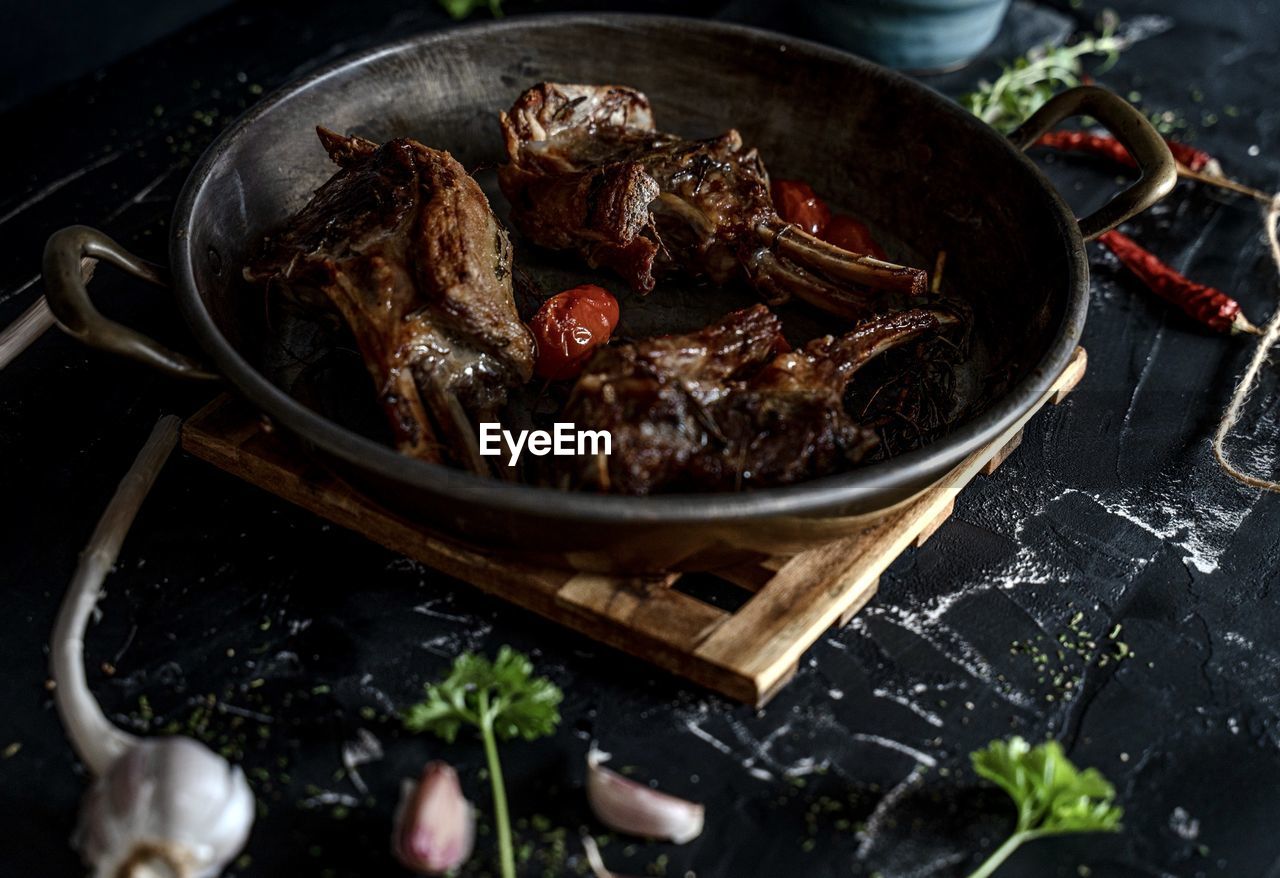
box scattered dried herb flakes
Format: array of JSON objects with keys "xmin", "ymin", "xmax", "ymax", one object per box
[{"xmin": 1009, "ymin": 609, "xmax": 1135, "ymax": 704}]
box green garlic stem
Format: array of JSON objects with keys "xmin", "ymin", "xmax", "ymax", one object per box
[{"xmin": 51, "ymin": 415, "xmax": 179, "ymax": 776}]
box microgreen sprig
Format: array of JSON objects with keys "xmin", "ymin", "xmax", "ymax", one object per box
[
  {"xmin": 961, "ymin": 17, "xmax": 1128, "ymax": 133},
  {"xmin": 966, "ymin": 737, "xmax": 1122, "ymax": 878},
  {"xmin": 438, "ymin": 0, "xmax": 504, "ymax": 20},
  {"xmin": 404, "ymin": 647, "xmax": 563, "ymax": 878}
]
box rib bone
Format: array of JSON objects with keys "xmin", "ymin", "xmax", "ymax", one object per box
[{"xmin": 499, "ymin": 83, "xmax": 928, "ymax": 318}]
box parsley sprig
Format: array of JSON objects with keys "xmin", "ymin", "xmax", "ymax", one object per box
[
  {"xmin": 967, "ymin": 737, "xmax": 1122, "ymax": 878},
  {"xmin": 404, "ymin": 647, "xmax": 563, "ymax": 878}
]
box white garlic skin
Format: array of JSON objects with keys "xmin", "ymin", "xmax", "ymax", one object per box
[
  {"xmin": 77, "ymin": 736, "xmax": 254, "ymax": 878},
  {"xmin": 586, "ymin": 749, "xmax": 704, "ymax": 845},
  {"xmin": 392, "ymin": 761, "xmax": 475, "ymax": 875}
]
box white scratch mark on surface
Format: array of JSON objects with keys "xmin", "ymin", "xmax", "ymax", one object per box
[
  {"xmin": 871, "ymin": 687, "xmax": 945, "ymax": 727},
  {"xmin": 0, "ymin": 150, "xmax": 124, "ymax": 226},
  {"xmin": 0, "ymin": 273, "xmax": 40, "ymax": 308},
  {"xmin": 855, "ymin": 764, "xmax": 929, "ymax": 859},
  {"xmin": 684, "ymin": 719, "xmax": 735, "ymax": 757},
  {"xmin": 102, "ymin": 167, "xmax": 178, "ymax": 223},
  {"xmin": 850, "ymin": 734, "xmax": 938, "ymax": 768}
]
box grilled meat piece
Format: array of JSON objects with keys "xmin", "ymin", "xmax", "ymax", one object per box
[
  {"xmin": 245, "ymin": 127, "xmax": 535, "ymax": 471},
  {"xmin": 561, "ymin": 304, "xmax": 949, "ymax": 494},
  {"xmin": 499, "ymin": 83, "xmax": 926, "ymax": 318}
]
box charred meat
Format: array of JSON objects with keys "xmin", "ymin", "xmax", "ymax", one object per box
[
  {"xmin": 559, "ymin": 304, "xmax": 950, "ymax": 494},
  {"xmin": 499, "ymin": 83, "xmax": 927, "ymax": 319},
  {"xmin": 245, "ymin": 127, "xmax": 535, "ymax": 471}
]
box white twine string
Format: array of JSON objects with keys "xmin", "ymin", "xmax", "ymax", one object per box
[{"xmin": 1212, "ymin": 192, "xmax": 1280, "ymax": 491}]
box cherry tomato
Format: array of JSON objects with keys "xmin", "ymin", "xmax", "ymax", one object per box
[
  {"xmin": 822, "ymin": 214, "xmax": 887, "ymax": 260},
  {"xmin": 529, "ymin": 284, "xmax": 620, "ymax": 380},
  {"xmin": 770, "ymin": 179, "xmax": 831, "ymax": 236}
]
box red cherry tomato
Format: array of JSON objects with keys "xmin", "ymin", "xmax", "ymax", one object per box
[
  {"xmin": 770, "ymin": 179, "xmax": 831, "ymax": 236},
  {"xmin": 823, "ymin": 214, "xmax": 887, "ymax": 260},
  {"xmin": 529, "ymin": 284, "xmax": 620, "ymax": 380}
]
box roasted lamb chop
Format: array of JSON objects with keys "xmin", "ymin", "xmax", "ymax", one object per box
[
  {"xmin": 499, "ymin": 83, "xmax": 927, "ymax": 319},
  {"xmin": 245, "ymin": 128, "xmax": 535, "ymax": 472},
  {"xmin": 559, "ymin": 304, "xmax": 951, "ymax": 494}
]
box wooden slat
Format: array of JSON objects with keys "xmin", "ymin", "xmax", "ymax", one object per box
[
  {"xmin": 693, "ymin": 532, "xmax": 881, "ymax": 699},
  {"xmin": 182, "ymin": 410, "xmax": 754, "ymax": 697},
  {"xmin": 982, "ymin": 428, "xmax": 1024, "ymax": 476},
  {"xmin": 839, "ymin": 577, "xmax": 878, "ymax": 627},
  {"xmin": 692, "ymin": 346, "xmax": 1088, "ymax": 700},
  {"xmin": 183, "ymin": 416, "xmax": 574, "ymax": 595},
  {"xmin": 556, "ymin": 573, "xmax": 724, "ymax": 649},
  {"xmin": 714, "ymin": 560, "xmax": 779, "ymax": 593},
  {"xmin": 180, "ymin": 346, "xmax": 1087, "ymax": 706},
  {"xmin": 1053, "ymin": 347, "xmax": 1088, "ymax": 404},
  {"xmin": 914, "ymin": 497, "xmax": 955, "ymax": 548}
]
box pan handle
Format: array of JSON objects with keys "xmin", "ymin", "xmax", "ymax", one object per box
[
  {"xmin": 43, "ymin": 225, "xmax": 217, "ymax": 381},
  {"xmin": 1009, "ymin": 85, "xmax": 1177, "ymax": 241}
]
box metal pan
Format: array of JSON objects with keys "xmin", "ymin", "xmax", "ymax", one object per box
[{"xmin": 42, "ymin": 15, "xmax": 1175, "ymax": 571}]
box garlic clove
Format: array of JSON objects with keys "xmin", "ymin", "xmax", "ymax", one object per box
[
  {"xmin": 78, "ymin": 736, "xmax": 255, "ymax": 878},
  {"xmin": 585, "ymin": 749, "xmax": 704, "ymax": 844},
  {"xmin": 393, "ymin": 760, "xmax": 476, "ymax": 875}
]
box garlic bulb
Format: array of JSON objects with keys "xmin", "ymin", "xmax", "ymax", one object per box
[
  {"xmin": 585, "ymin": 749, "xmax": 704, "ymax": 844},
  {"xmin": 78, "ymin": 737, "xmax": 254, "ymax": 878},
  {"xmin": 51, "ymin": 417, "xmax": 255, "ymax": 878},
  {"xmin": 393, "ymin": 761, "xmax": 475, "ymax": 875}
]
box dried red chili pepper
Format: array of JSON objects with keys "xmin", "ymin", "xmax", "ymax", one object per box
[
  {"xmin": 1098, "ymin": 230, "xmax": 1260, "ymax": 335},
  {"xmin": 1036, "ymin": 130, "xmax": 1134, "ymax": 167},
  {"xmin": 1167, "ymin": 141, "xmax": 1222, "ymax": 175},
  {"xmin": 1035, "ymin": 130, "xmax": 1221, "ymax": 174}
]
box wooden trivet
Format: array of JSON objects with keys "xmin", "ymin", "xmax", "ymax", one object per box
[{"xmin": 181, "ymin": 347, "xmax": 1086, "ymax": 706}]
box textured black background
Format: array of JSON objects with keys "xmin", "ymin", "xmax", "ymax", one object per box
[{"xmin": 3, "ymin": 1, "xmax": 1280, "ymax": 876}]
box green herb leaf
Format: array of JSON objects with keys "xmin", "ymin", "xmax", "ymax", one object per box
[
  {"xmin": 972, "ymin": 737, "xmax": 1122, "ymax": 834},
  {"xmin": 960, "ymin": 19, "xmax": 1128, "ymax": 133},
  {"xmin": 438, "ymin": 0, "xmax": 504, "ymax": 20},
  {"xmin": 404, "ymin": 646, "xmax": 562, "ymax": 742},
  {"xmin": 966, "ymin": 737, "xmax": 1121, "ymax": 878}
]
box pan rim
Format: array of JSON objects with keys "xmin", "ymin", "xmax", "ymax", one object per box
[{"xmin": 172, "ymin": 12, "xmax": 1087, "ymax": 525}]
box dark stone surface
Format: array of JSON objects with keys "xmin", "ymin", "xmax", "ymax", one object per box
[
  {"xmin": 0, "ymin": 0, "xmax": 234, "ymax": 112},
  {"xmin": 2, "ymin": 1, "xmax": 1279, "ymax": 876}
]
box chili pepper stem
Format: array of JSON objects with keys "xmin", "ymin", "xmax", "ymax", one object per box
[
  {"xmin": 1176, "ymin": 162, "xmax": 1273, "ymax": 204},
  {"xmin": 1233, "ymin": 312, "xmax": 1264, "ymax": 336},
  {"xmin": 1034, "ymin": 130, "xmax": 1269, "ymax": 203}
]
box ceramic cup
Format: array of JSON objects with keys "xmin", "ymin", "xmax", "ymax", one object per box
[{"xmin": 801, "ymin": 0, "xmax": 1014, "ymax": 71}]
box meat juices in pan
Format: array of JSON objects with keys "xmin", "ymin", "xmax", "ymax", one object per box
[
  {"xmin": 557, "ymin": 304, "xmax": 953, "ymax": 494},
  {"xmin": 498, "ymin": 83, "xmax": 927, "ymax": 320},
  {"xmin": 245, "ymin": 128, "xmax": 535, "ymax": 473}
]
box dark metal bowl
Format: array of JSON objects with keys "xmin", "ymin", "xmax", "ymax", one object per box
[{"xmin": 43, "ymin": 15, "xmax": 1175, "ymax": 571}]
